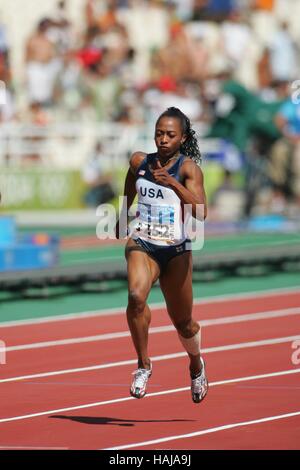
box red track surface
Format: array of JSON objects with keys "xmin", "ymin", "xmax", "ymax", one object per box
[{"xmin": 0, "ymin": 290, "xmax": 300, "ymax": 450}]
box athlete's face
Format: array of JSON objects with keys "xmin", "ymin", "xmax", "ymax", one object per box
[{"xmin": 155, "ymin": 117, "xmax": 186, "ymax": 158}]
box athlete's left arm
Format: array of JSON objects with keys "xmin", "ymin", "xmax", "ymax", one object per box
[{"xmin": 170, "ymin": 160, "xmax": 207, "ymax": 220}]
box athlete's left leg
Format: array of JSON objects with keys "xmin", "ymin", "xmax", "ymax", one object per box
[
  {"xmin": 159, "ymin": 251, "xmax": 201, "ymax": 376},
  {"xmin": 159, "ymin": 251, "xmax": 208, "ymax": 402}
]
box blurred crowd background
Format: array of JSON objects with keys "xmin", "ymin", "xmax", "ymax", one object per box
[{"xmin": 1, "ymin": 0, "xmax": 300, "ymax": 223}]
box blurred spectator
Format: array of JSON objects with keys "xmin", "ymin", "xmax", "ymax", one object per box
[
  {"xmin": 220, "ymin": 11, "xmax": 252, "ymax": 67},
  {"xmin": 53, "ymin": 51, "xmax": 85, "ymax": 118},
  {"xmin": 118, "ymin": 0, "xmax": 170, "ymax": 84},
  {"xmin": 153, "ymin": 28, "xmax": 190, "ymax": 82},
  {"xmin": 193, "ymin": 0, "xmax": 236, "ymax": 21},
  {"xmin": 208, "ymin": 74, "xmax": 282, "ymax": 151},
  {"xmin": 270, "ymin": 95, "xmax": 300, "ymax": 207},
  {"xmin": 0, "ymin": 14, "xmax": 10, "ymax": 81},
  {"xmin": 144, "ymin": 79, "xmax": 203, "ymax": 123},
  {"xmin": 2, "ymin": 0, "xmax": 300, "ymax": 218},
  {"xmin": 253, "ymin": 0, "xmax": 274, "ymax": 10},
  {"xmin": 268, "ymin": 21, "xmax": 299, "ymax": 82},
  {"xmin": 257, "ymin": 47, "xmax": 273, "ymax": 90},
  {"xmin": 0, "ymin": 18, "xmax": 15, "ymax": 123},
  {"xmin": 250, "ymin": 0, "xmax": 276, "ymax": 47},
  {"xmin": 100, "ymin": 24, "xmax": 130, "ymax": 73},
  {"xmin": 220, "ymin": 9, "xmax": 260, "ymax": 88},
  {"xmin": 170, "ymin": 0, "xmax": 194, "ymax": 22},
  {"xmin": 117, "ymin": 87, "xmax": 144, "ymax": 123},
  {"xmin": 0, "ymin": 55, "xmax": 15, "ymax": 123},
  {"xmin": 87, "ymin": 0, "xmax": 121, "ymax": 32},
  {"xmin": 210, "ymin": 169, "xmax": 246, "ymax": 221},
  {"xmin": 76, "ymin": 26, "xmax": 103, "ymax": 71},
  {"xmin": 22, "ymin": 102, "xmax": 51, "ymax": 165},
  {"xmin": 47, "ymin": 1, "xmax": 74, "ymax": 55},
  {"xmin": 207, "ymin": 75, "xmax": 256, "ymax": 152},
  {"xmin": 25, "ymin": 19, "xmax": 62, "ymax": 106},
  {"xmin": 82, "ymin": 141, "xmax": 116, "ymax": 207},
  {"xmin": 207, "ymin": 72, "xmax": 285, "ymax": 217},
  {"xmin": 84, "ymin": 56, "xmax": 122, "ymax": 121},
  {"xmin": 0, "ymin": 16, "xmax": 9, "ymax": 56}
]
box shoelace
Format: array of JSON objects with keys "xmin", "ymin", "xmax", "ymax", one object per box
[
  {"xmin": 192, "ymin": 372, "xmax": 206, "ymax": 393},
  {"xmin": 193, "ymin": 374, "xmax": 204, "ymax": 393},
  {"xmin": 132, "ymin": 369, "xmax": 150, "ymax": 388}
]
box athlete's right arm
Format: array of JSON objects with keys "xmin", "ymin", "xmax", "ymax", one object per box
[{"xmin": 115, "ymin": 152, "xmax": 146, "ymax": 239}]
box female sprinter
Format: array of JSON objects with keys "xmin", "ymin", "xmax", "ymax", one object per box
[{"xmin": 116, "ymin": 107, "xmax": 208, "ymax": 403}]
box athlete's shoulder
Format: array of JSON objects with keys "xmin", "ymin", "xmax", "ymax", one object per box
[
  {"xmin": 129, "ymin": 151, "xmax": 147, "ymax": 175},
  {"xmin": 181, "ymin": 157, "xmax": 203, "ymax": 175}
]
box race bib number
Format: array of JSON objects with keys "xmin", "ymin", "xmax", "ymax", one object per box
[{"xmin": 134, "ymin": 203, "xmax": 175, "ymax": 242}]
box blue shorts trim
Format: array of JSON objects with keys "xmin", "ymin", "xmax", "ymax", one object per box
[{"xmin": 133, "ymin": 238, "xmax": 191, "ymax": 272}]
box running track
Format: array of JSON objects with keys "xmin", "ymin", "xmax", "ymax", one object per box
[{"xmin": 0, "ymin": 288, "xmax": 300, "ymax": 450}]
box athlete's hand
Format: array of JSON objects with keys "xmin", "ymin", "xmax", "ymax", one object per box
[{"xmin": 151, "ymin": 159, "xmax": 176, "ymax": 187}]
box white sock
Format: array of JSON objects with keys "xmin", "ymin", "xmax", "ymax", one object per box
[{"xmin": 178, "ymin": 330, "xmax": 201, "ymax": 356}]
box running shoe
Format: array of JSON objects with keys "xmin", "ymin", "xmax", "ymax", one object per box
[
  {"xmin": 130, "ymin": 363, "xmax": 152, "ymax": 399},
  {"xmin": 191, "ymin": 356, "xmax": 208, "ymax": 403}
]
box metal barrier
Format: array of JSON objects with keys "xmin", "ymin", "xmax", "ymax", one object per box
[{"xmin": 1, "ymin": 241, "xmax": 299, "ymax": 295}]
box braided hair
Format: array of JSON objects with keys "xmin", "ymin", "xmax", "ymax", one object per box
[{"xmin": 156, "ymin": 107, "xmax": 202, "ymax": 165}]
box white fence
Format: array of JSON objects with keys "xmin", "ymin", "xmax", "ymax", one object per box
[{"xmin": 0, "ymin": 122, "xmax": 222, "ymax": 170}]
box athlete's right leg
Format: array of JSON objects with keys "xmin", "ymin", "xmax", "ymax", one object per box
[{"xmin": 125, "ymin": 238, "xmax": 160, "ymax": 371}]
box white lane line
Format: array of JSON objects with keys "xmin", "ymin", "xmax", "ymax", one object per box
[
  {"xmin": 0, "ymin": 286, "xmax": 299, "ymax": 328},
  {"xmin": 4, "ymin": 307, "xmax": 300, "ymax": 352},
  {"xmin": 104, "ymin": 410, "xmax": 300, "ymax": 450},
  {"xmin": 1, "ymin": 335, "xmax": 299, "ymax": 384},
  {"xmin": 1, "ymin": 368, "xmax": 300, "ymax": 424}
]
